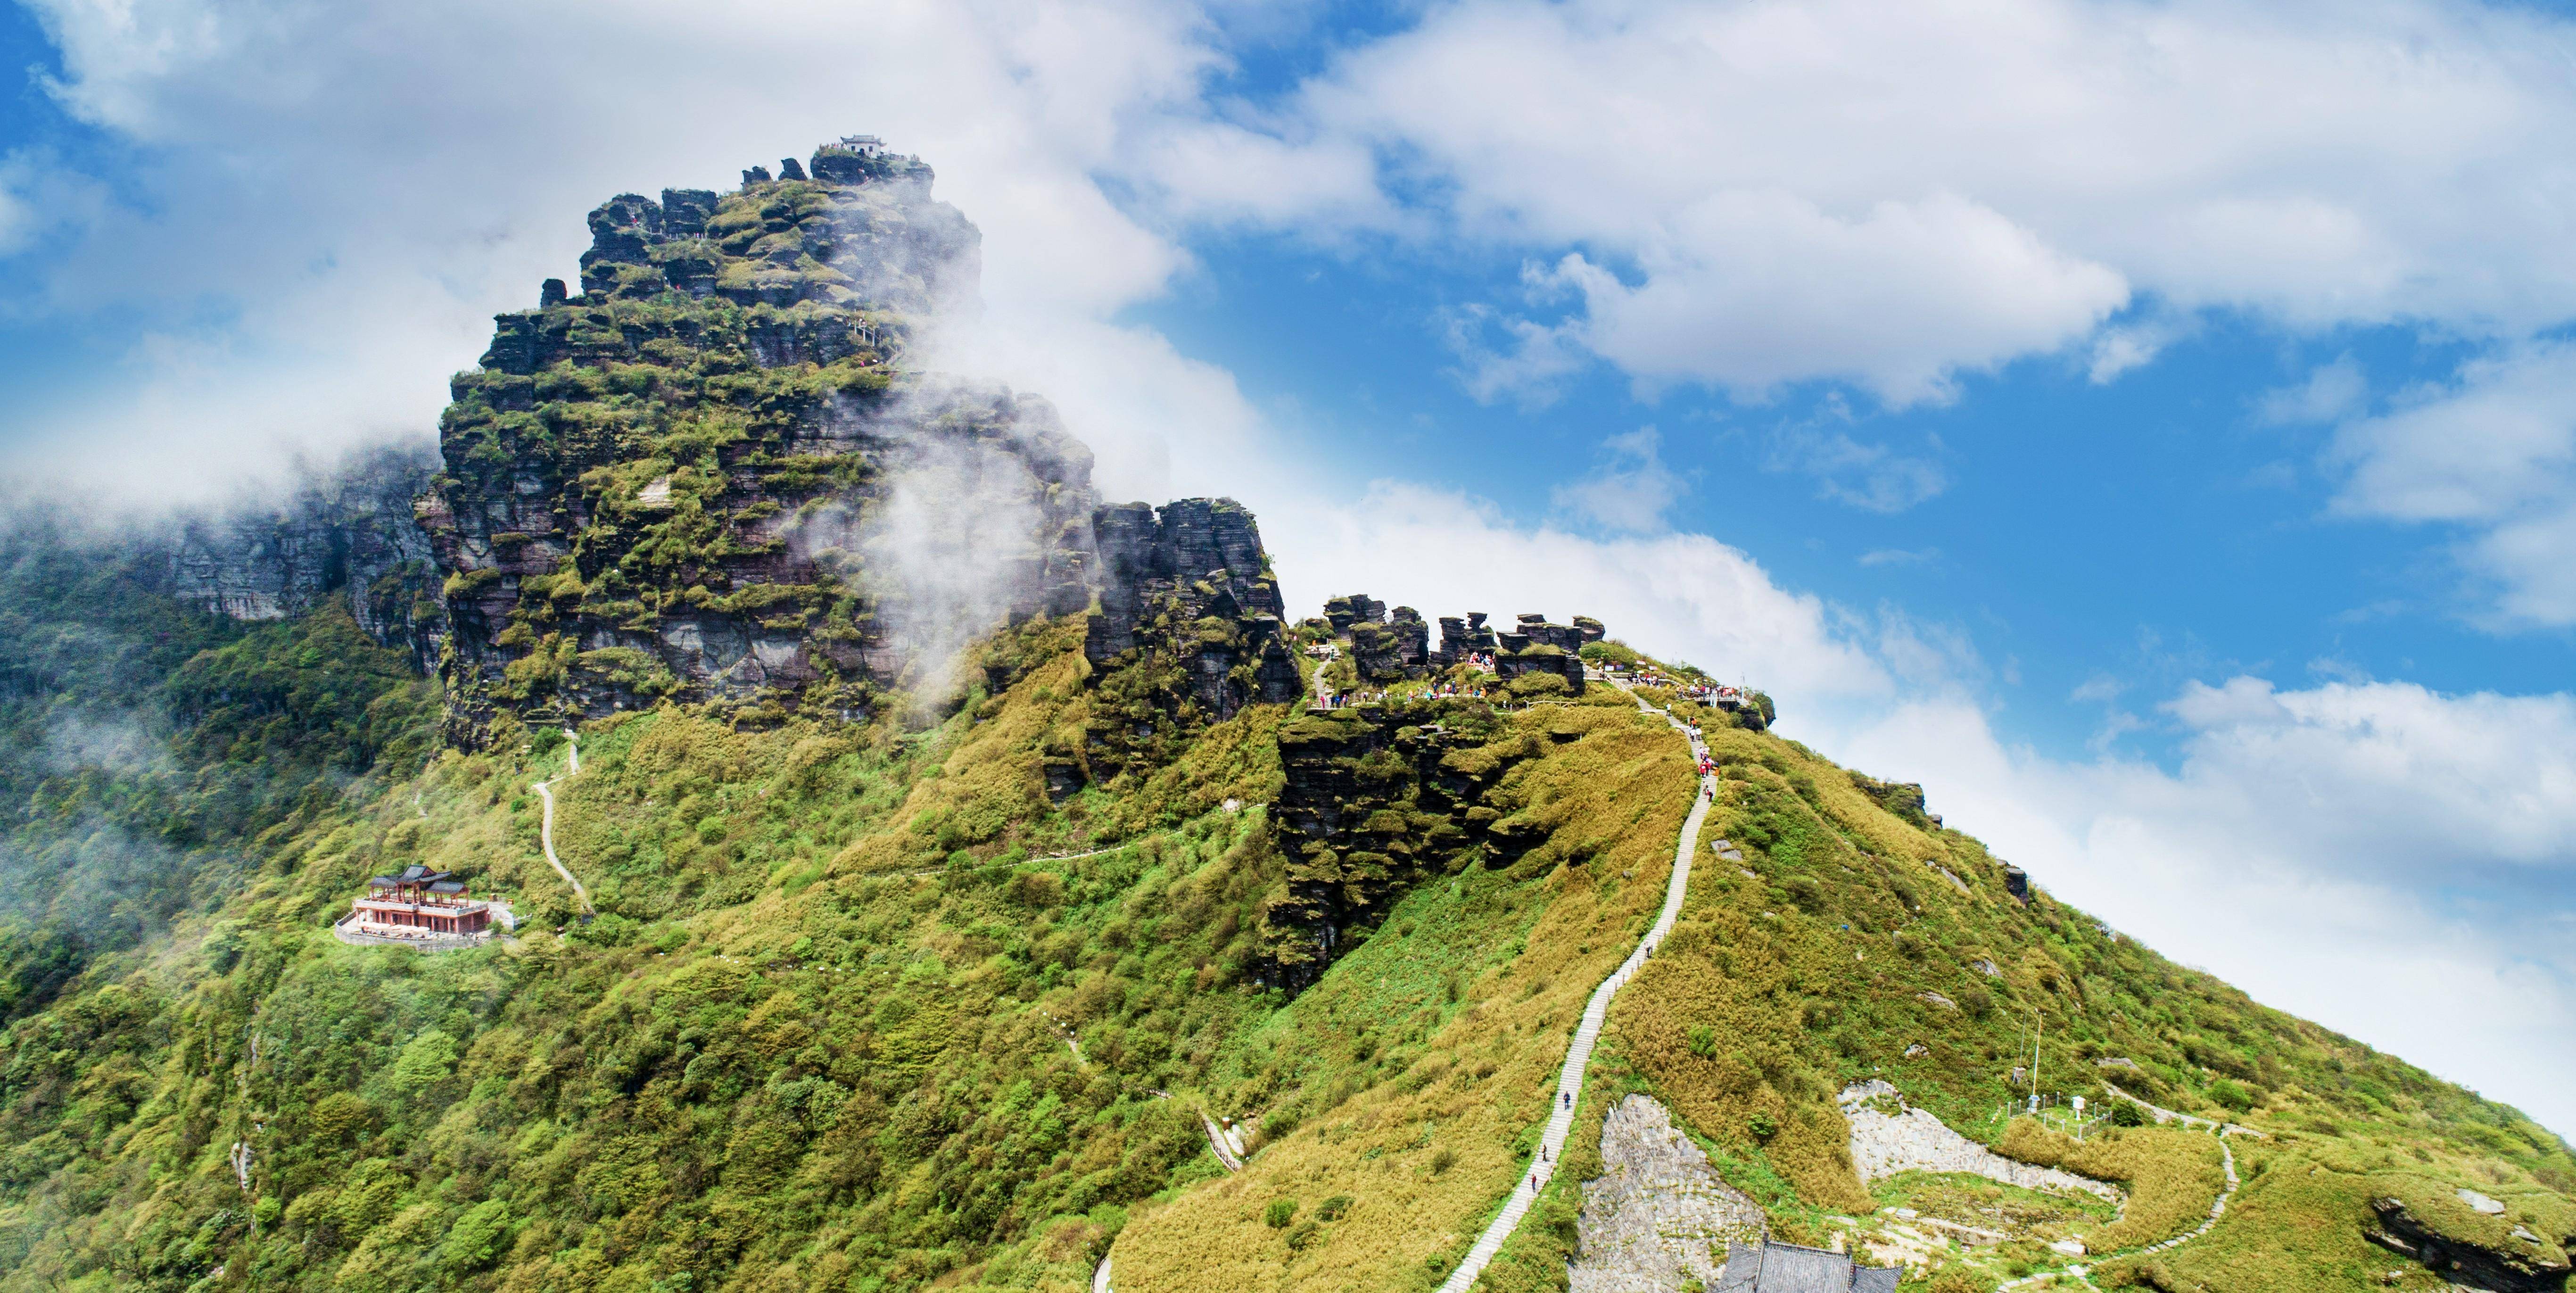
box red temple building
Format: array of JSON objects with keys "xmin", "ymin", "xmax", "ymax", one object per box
[{"xmin": 349, "ymin": 865, "xmax": 494, "ymax": 940}]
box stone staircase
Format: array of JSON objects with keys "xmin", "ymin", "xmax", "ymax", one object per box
[{"xmin": 1433, "ymin": 690, "xmax": 1711, "ymax": 1293}]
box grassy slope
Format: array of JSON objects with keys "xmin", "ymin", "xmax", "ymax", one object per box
[
  {"xmin": 1116, "ymin": 663, "xmax": 2575, "ymax": 1293},
  {"xmin": 0, "ymin": 602, "xmax": 2566, "ymax": 1293}
]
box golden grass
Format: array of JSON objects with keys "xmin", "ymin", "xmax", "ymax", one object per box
[
  {"xmin": 1108, "ymin": 698, "xmax": 1697, "ymax": 1291},
  {"xmin": 1997, "ymin": 1120, "xmax": 2224, "ymax": 1251}
]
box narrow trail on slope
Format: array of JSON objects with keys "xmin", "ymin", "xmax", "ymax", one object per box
[
  {"xmin": 1432, "ymin": 684, "xmax": 1711, "ymax": 1293},
  {"xmin": 532, "ymin": 729, "xmax": 592, "ymax": 918},
  {"xmin": 1097, "ymin": 687, "xmax": 1711, "ymax": 1293},
  {"xmin": 1994, "ymin": 1131, "xmax": 2244, "ymax": 1291}
]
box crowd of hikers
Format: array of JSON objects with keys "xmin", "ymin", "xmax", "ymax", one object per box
[{"xmin": 1313, "ymin": 683, "xmax": 1505, "ymax": 710}]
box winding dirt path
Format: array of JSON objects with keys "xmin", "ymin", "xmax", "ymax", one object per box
[
  {"xmin": 1993, "ymin": 1109, "xmax": 2249, "ymax": 1289},
  {"xmin": 532, "ymin": 730, "xmax": 592, "ymax": 917}
]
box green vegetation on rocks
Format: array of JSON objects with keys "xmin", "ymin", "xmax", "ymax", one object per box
[{"xmin": 0, "ymin": 140, "xmax": 2564, "ymax": 1293}]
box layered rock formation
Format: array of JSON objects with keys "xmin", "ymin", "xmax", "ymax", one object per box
[
  {"xmin": 418, "ymin": 141, "xmax": 1127, "ymax": 742},
  {"xmin": 1493, "ymin": 610, "xmax": 1598, "ymax": 691},
  {"xmin": 1079, "ymin": 497, "xmax": 1301, "ymax": 782},
  {"xmin": 2368, "ymin": 1196, "xmax": 2574, "ymax": 1293},
  {"xmin": 1254, "ymin": 708, "xmax": 1529, "ymax": 987},
  {"xmin": 163, "ymin": 445, "xmax": 444, "ymax": 666},
  {"xmin": 416, "ymin": 136, "xmax": 1321, "ymax": 754},
  {"xmin": 1326, "ymin": 595, "xmax": 1599, "ymax": 690}
]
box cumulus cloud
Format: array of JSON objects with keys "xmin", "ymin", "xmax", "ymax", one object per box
[
  {"xmin": 1542, "ymin": 194, "xmax": 2129, "ymax": 405},
  {"xmin": 1551, "ymin": 426, "xmax": 1687, "ymax": 532},
  {"xmin": 1262, "ymin": 0, "xmax": 2576, "ymax": 400},
  {"xmin": 2327, "ymin": 341, "xmax": 2576, "ymax": 625}
]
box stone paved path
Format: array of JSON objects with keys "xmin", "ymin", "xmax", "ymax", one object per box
[
  {"xmin": 1432, "ymin": 687, "xmax": 1711, "ymax": 1293},
  {"xmin": 532, "ymin": 731, "xmax": 593, "ymax": 917},
  {"xmin": 2100, "ymin": 1081, "xmax": 2266, "ymax": 1138}
]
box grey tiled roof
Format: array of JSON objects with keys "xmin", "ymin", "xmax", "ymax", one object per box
[{"xmin": 1713, "ymin": 1239, "xmax": 1902, "ymax": 1292}]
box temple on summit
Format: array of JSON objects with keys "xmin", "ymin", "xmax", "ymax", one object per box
[{"xmin": 349, "ymin": 865, "xmax": 495, "ymax": 939}]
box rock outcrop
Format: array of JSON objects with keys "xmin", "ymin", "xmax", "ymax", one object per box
[
  {"xmin": 2366, "ymin": 1196, "xmax": 2574, "ymax": 1293},
  {"xmin": 1494, "ymin": 612, "xmax": 1590, "ymax": 692},
  {"xmin": 1569, "ymin": 1094, "xmax": 1769, "ymax": 1293},
  {"xmin": 419, "ymin": 141, "xmax": 1109, "ymax": 743},
  {"xmin": 1837, "ymin": 1080, "xmax": 2120, "ymax": 1203},
  {"xmin": 1253, "ymin": 707, "xmax": 1529, "ymax": 987},
  {"xmin": 164, "ymin": 445, "xmax": 444, "ymax": 667},
  {"xmin": 1080, "ymin": 497, "xmax": 1301, "ymax": 783}
]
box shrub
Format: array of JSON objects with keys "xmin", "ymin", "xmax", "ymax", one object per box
[
  {"xmin": 1930, "ymin": 1265, "xmax": 1997, "ymax": 1293},
  {"xmin": 2207, "ymin": 1078, "xmax": 2254, "ymax": 1113},
  {"xmin": 1264, "ymin": 1199, "xmax": 1297, "ymax": 1228},
  {"xmin": 1746, "ymin": 1111, "xmax": 1778, "ymax": 1141},
  {"xmin": 1507, "ymin": 671, "xmax": 1573, "ymax": 699}
]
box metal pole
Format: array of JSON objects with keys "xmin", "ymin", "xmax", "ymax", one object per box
[{"xmin": 2029, "ymin": 1008, "xmax": 2043, "ymax": 1116}]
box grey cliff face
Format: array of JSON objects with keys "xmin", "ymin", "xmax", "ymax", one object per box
[
  {"xmin": 417, "ymin": 140, "xmax": 1303, "ymax": 745},
  {"xmin": 1084, "ymin": 496, "xmax": 1299, "ymax": 713},
  {"xmin": 165, "ymin": 444, "xmax": 444, "ymax": 667}
]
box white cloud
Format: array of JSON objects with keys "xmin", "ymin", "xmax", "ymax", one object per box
[
  {"xmin": 1438, "ymin": 297, "xmax": 1594, "ymax": 409},
  {"xmin": 1857, "ymin": 547, "xmax": 1938, "ymax": 568},
  {"xmin": 2327, "ymin": 341, "xmax": 2576, "ymax": 625},
  {"xmin": 2259, "ymin": 353, "xmax": 2369, "ymax": 424},
  {"xmin": 1533, "ymin": 194, "xmax": 2128, "ymax": 405},
  {"xmin": 1551, "ymin": 426, "xmax": 1687, "ymax": 532},
  {"xmin": 1267, "ymin": 479, "xmax": 1893, "ymax": 707},
  {"xmin": 4, "ymin": 0, "xmax": 1231, "ymax": 506},
  {"xmin": 1239, "ymin": 0, "xmax": 2576, "ymax": 398},
  {"xmin": 1767, "ymin": 420, "xmax": 1948, "ymax": 514},
  {"xmin": 2087, "ymin": 312, "xmax": 2201, "ymax": 385}
]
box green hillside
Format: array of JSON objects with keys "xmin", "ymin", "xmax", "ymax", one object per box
[{"xmin": 0, "ymin": 141, "xmax": 2567, "ymax": 1293}]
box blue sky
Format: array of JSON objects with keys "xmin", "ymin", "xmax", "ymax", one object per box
[
  {"xmin": 0, "ymin": 0, "xmax": 2569, "ymax": 1129},
  {"xmin": 1135, "ymin": 238, "xmax": 2575, "ymax": 751}
]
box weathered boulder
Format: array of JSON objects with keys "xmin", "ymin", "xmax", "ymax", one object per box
[
  {"xmin": 1390, "ymin": 605, "xmax": 1430, "ymax": 672},
  {"xmin": 2368, "ymin": 1196, "xmax": 2573, "ymax": 1293},
  {"xmin": 1323, "ymin": 593, "xmax": 1385, "ymax": 634}
]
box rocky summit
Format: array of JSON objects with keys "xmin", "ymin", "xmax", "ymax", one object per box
[{"xmin": 0, "ymin": 137, "xmax": 2566, "ymax": 1293}]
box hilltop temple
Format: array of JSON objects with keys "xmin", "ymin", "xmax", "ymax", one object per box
[{"xmin": 348, "ymin": 865, "xmax": 496, "ymax": 940}]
